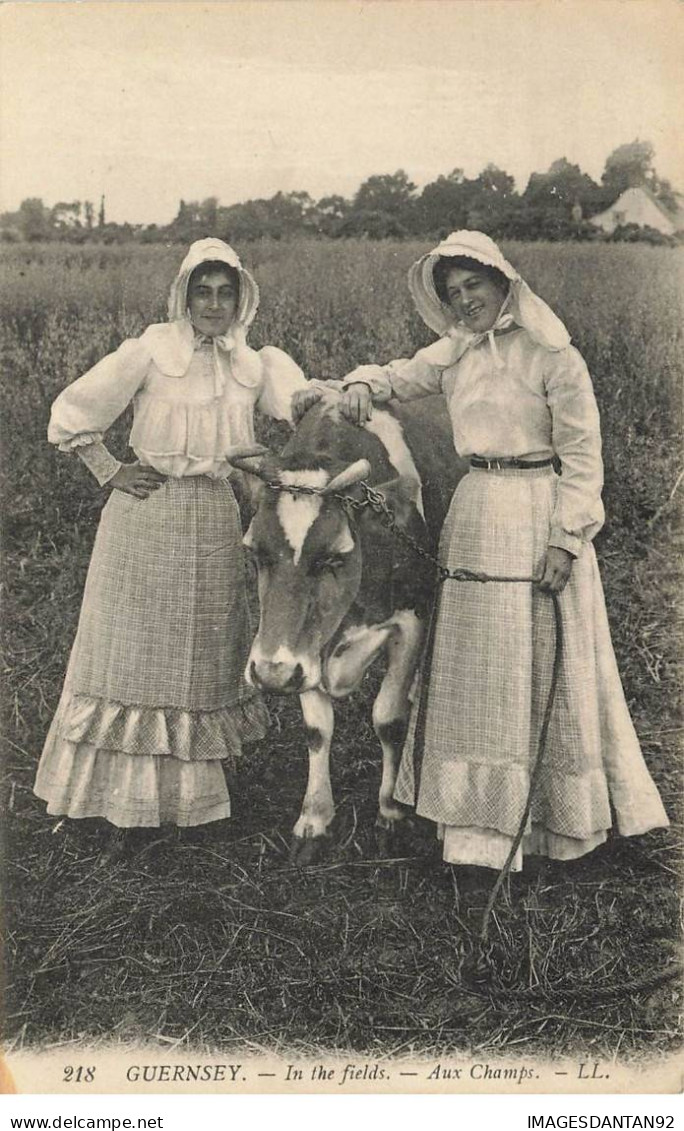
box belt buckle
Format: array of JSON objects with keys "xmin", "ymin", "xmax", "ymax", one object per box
[{"xmin": 489, "ymin": 457, "xmax": 502, "ymax": 471}]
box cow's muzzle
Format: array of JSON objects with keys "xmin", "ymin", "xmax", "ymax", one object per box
[{"xmin": 249, "ymin": 658, "xmax": 306, "ymax": 694}]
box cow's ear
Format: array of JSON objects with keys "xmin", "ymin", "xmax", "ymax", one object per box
[
  {"xmin": 364, "ymin": 475, "xmax": 422, "ymax": 529},
  {"xmin": 329, "ymin": 523, "xmax": 355, "ymax": 555}
]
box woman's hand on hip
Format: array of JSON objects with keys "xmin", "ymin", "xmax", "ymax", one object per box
[
  {"xmin": 340, "ymin": 383, "xmax": 373, "ymax": 425},
  {"xmin": 110, "ymin": 462, "xmax": 167, "ymax": 500},
  {"xmin": 538, "ymin": 546, "xmax": 574, "ymax": 594}
]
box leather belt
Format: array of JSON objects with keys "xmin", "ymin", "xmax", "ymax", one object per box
[{"xmin": 470, "ymin": 456, "xmax": 554, "ymax": 471}]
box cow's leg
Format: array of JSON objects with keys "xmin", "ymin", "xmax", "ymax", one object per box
[
  {"xmin": 290, "ymin": 687, "xmax": 335, "ymax": 866},
  {"xmin": 372, "ymin": 610, "xmax": 425, "ymax": 849}
]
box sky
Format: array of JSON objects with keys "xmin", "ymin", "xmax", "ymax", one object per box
[{"xmin": 1, "ymin": 0, "xmax": 682, "ymax": 226}]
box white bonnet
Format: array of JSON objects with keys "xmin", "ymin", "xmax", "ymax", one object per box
[
  {"xmin": 168, "ymin": 237, "xmax": 260, "ymax": 328},
  {"xmin": 408, "ymin": 230, "xmax": 570, "ymax": 351}
]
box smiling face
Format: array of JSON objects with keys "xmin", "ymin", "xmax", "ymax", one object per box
[
  {"xmin": 187, "ymin": 266, "xmax": 239, "ymax": 337},
  {"xmin": 442, "ymin": 264, "xmax": 509, "ymax": 334}
]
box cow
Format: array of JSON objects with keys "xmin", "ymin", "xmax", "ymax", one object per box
[{"xmin": 233, "ymin": 391, "xmax": 468, "ymax": 864}]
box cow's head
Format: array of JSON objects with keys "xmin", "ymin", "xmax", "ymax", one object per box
[{"xmin": 239, "ymin": 456, "xmax": 371, "ymax": 693}]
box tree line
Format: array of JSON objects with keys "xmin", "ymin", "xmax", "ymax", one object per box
[{"xmin": 2, "ymin": 140, "xmax": 680, "ymax": 245}]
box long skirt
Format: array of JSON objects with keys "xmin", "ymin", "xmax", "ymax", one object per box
[
  {"xmin": 34, "ymin": 476, "xmax": 268, "ymax": 827},
  {"xmin": 394, "ymin": 466, "xmax": 669, "ymax": 869}
]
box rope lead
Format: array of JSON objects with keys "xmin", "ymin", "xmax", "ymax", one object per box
[
  {"xmin": 409, "ymin": 572, "xmax": 563, "ymax": 942},
  {"xmin": 479, "ymin": 591, "xmax": 563, "ymax": 941}
]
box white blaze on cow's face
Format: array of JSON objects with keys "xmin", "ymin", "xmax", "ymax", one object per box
[
  {"xmin": 244, "ymin": 468, "xmax": 363, "ymax": 694},
  {"xmin": 276, "ymin": 470, "xmax": 327, "ymax": 565}
]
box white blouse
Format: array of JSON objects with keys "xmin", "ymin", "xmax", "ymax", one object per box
[
  {"xmin": 343, "ymin": 326, "xmax": 605, "ymax": 557},
  {"xmin": 49, "ymin": 320, "xmax": 308, "ymax": 482}
]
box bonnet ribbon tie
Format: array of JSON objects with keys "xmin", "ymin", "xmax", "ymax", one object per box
[
  {"xmin": 464, "ymin": 309, "xmax": 516, "ymax": 371},
  {"xmin": 192, "ymin": 322, "xmax": 261, "ymax": 398},
  {"xmin": 193, "ymin": 331, "xmax": 240, "ymax": 399},
  {"xmin": 192, "ymin": 323, "xmax": 261, "ymax": 398}
]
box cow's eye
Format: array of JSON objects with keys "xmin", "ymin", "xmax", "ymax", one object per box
[{"xmin": 310, "ymin": 555, "xmax": 345, "ymax": 575}]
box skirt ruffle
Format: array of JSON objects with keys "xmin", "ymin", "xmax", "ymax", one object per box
[
  {"xmin": 47, "ymin": 689, "xmax": 268, "ymax": 762},
  {"xmin": 395, "ymin": 467, "xmax": 669, "ymax": 868},
  {"xmin": 440, "ymin": 825, "xmax": 608, "ymax": 872},
  {"xmin": 34, "ymin": 743, "xmax": 231, "ymax": 828}
]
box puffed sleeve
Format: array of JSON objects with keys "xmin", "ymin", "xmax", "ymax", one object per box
[
  {"xmin": 48, "ymin": 337, "xmax": 151, "ymax": 450},
  {"xmin": 341, "ymin": 335, "xmax": 465, "ymax": 402},
  {"xmin": 545, "ymin": 346, "xmax": 605, "ymax": 556},
  {"xmin": 257, "ymin": 346, "xmax": 308, "ymax": 423}
]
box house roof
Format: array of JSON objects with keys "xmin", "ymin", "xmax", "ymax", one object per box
[{"xmin": 590, "ymin": 185, "xmax": 680, "ymax": 233}]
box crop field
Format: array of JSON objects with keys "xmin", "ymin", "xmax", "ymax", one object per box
[{"xmin": 1, "ymin": 239, "xmax": 683, "ymax": 1066}]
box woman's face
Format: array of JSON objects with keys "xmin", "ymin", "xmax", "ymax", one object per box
[
  {"xmin": 442, "ymin": 265, "xmax": 508, "ymax": 334},
  {"xmin": 187, "ymin": 268, "xmax": 238, "ymax": 337}
]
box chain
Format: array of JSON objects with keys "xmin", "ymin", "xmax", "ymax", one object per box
[{"xmin": 265, "ymin": 478, "xmax": 368, "ymax": 513}]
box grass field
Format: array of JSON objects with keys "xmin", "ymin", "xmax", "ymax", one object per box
[{"xmin": 1, "ymin": 239, "xmax": 682, "ymax": 1063}]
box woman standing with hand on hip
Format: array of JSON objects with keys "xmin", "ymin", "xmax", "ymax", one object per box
[
  {"xmin": 35, "ymin": 238, "xmax": 308, "ymax": 860},
  {"xmin": 308, "ymin": 230, "xmax": 669, "ymax": 874}
]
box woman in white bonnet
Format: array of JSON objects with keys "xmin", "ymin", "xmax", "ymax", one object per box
[
  {"xmin": 295, "ymin": 230, "xmax": 669, "ymax": 879},
  {"xmin": 35, "ymin": 238, "xmax": 308, "ymax": 861}
]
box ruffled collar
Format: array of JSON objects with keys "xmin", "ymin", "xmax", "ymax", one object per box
[
  {"xmin": 193, "ymin": 328, "xmax": 241, "ymax": 354},
  {"xmin": 141, "ymin": 320, "xmax": 263, "ymax": 397}
]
